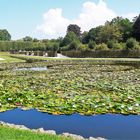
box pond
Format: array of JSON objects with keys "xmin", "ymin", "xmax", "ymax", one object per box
[
  {"xmin": 15, "ymin": 67, "xmax": 48, "ymax": 71},
  {"xmin": 0, "ymin": 109, "xmax": 140, "ymax": 140}
]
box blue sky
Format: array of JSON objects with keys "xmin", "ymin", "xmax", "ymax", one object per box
[{"xmin": 0, "ymin": 0, "xmax": 139, "ymax": 40}]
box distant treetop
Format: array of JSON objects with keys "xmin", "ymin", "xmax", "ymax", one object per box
[
  {"xmin": 0, "ymin": 29, "xmax": 11, "ymax": 41},
  {"xmin": 67, "ymin": 24, "xmax": 81, "ymax": 37}
]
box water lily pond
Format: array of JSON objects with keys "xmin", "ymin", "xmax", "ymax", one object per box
[
  {"xmin": 0, "ymin": 59, "xmax": 140, "ymax": 115},
  {"xmin": 0, "ymin": 108, "xmax": 140, "ymax": 140}
]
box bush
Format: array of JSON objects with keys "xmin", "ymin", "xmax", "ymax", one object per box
[
  {"xmin": 52, "ymin": 43, "xmax": 59, "ymax": 51},
  {"xmin": 95, "ymin": 43, "xmax": 109, "ymax": 50},
  {"xmin": 68, "ymin": 41, "xmax": 79, "ymax": 50},
  {"xmin": 88, "ymin": 40, "xmax": 96, "ymax": 49},
  {"xmin": 107, "ymin": 41, "xmax": 124, "ymax": 50},
  {"xmin": 126, "ymin": 38, "xmax": 139, "ymax": 49},
  {"xmin": 77, "ymin": 44, "xmax": 88, "ymax": 51},
  {"xmin": 107, "ymin": 40, "xmax": 116, "ymax": 49}
]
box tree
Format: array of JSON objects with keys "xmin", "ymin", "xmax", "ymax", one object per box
[
  {"xmin": 87, "ymin": 26, "xmax": 103, "ymax": 44},
  {"xmin": 0, "ymin": 29, "xmax": 11, "ymax": 41},
  {"xmin": 88, "ymin": 40, "xmax": 96, "ymax": 49},
  {"xmin": 98, "ymin": 22, "xmax": 122, "ymax": 43},
  {"xmin": 133, "ymin": 15, "xmax": 140, "ymax": 41},
  {"xmin": 61, "ymin": 31, "xmax": 80, "ymax": 46},
  {"xmin": 68, "ymin": 41, "xmax": 79, "ymax": 50},
  {"xmin": 110, "ymin": 17, "xmax": 133, "ymax": 41},
  {"xmin": 33, "ymin": 38, "xmax": 39, "ymax": 42},
  {"xmin": 81, "ymin": 31, "xmax": 89, "ymax": 44},
  {"xmin": 67, "ymin": 24, "xmax": 81, "ymax": 37},
  {"xmin": 23, "ymin": 36, "xmax": 33, "ymax": 42}
]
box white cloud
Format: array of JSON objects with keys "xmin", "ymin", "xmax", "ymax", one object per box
[
  {"xmin": 36, "ymin": 0, "xmax": 138, "ymax": 39},
  {"xmin": 73, "ymin": 0, "xmax": 116, "ymax": 31},
  {"xmin": 36, "ymin": 8, "xmax": 70, "ymax": 38},
  {"xmin": 37, "ymin": 0, "xmax": 117, "ymax": 38}
]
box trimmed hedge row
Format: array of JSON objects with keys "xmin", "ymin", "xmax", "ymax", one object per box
[{"xmin": 61, "ymin": 50, "xmax": 140, "ymax": 58}]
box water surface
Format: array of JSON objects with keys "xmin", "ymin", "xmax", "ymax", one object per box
[
  {"xmin": 15, "ymin": 67, "xmax": 48, "ymax": 71},
  {"xmin": 0, "ymin": 109, "xmax": 140, "ymax": 140}
]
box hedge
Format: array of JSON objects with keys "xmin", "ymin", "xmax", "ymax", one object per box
[{"xmin": 61, "ymin": 50, "xmax": 140, "ymax": 58}]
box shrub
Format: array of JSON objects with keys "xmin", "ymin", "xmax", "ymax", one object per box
[
  {"xmin": 107, "ymin": 40, "xmax": 116, "ymax": 49},
  {"xmin": 107, "ymin": 41, "xmax": 124, "ymax": 50},
  {"xmin": 52, "ymin": 43, "xmax": 59, "ymax": 51},
  {"xmin": 88, "ymin": 40, "xmax": 96, "ymax": 50},
  {"xmin": 26, "ymin": 58, "xmax": 35, "ymax": 63},
  {"xmin": 77, "ymin": 44, "xmax": 88, "ymax": 51},
  {"xmin": 68, "ymin": 41, "xmax": 79, "ymax": 50},
  {"xmin": 126, "ymin": 38, "xmax": 139, "ymax": 49},
  {"xmin": 95, "ymin": 43, "xmax": 109, "ymax": 50}
]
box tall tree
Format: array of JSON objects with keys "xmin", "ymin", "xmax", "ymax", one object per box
[
  {"xmin": 67, "ymin": 24, "xmax": 81, "ymax": 37},
  {"xmin": 88, "ymin": 26, "xmax": 103, "ymax": 44},
  {"xmin": 98, "ymin": 22, "xmax": 122, "ymax": 43},
  {"xmin": 0, "ymin": 29, "xmax": 11, "ymax": 41},
  {"xmin": 133, "ymin": 14, "xmax": 140, "ymax": 41},
  {"xmin": 61, "ymin": 31, "xmax": 80, "ymax": 46},
  {"xmin": 110, "ymin": 17, "xmax": 133, "ymax": 41},
  {"xmin": 23, "ymin": 36, "xmax": 33, "ymax": 42},
  {"xmin": 81, "ymin": 31, "xmax": 89, "ymax": 44}
]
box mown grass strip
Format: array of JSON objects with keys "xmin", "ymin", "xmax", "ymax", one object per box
[{"xmin": 0, "ymin": 125, "xmax": 72, "ymax": 140}]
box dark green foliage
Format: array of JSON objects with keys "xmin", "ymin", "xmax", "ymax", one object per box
[
  {"xmin": 0, "ymin": 41, "xmax": 51, "ymax": 51},
  {"xmin": 107, "ymin": 40, "xmax": 115, "ymax": 49},
  {"xmin": 82, "ymin": 17, "xmax": 133, "ymax": 45},
  {"xmin": 133, "ymin": 15, "xmax": 140, "ymax": 41},
  {"xmin": 107, "ymin": 41, "xmax": 123, "ymax": 50},
  {"xmin": 61, "ymin": 32, "xmax": 80, "ymax": 46},
  {"xmin": 49, "ymin": 43, "xmax": 59, "ymax": 51},
  {"xmin": 26, "ymin": 58, "xmax": 36, "ymax": 63},
  {"xmin": 23, "ymin": 36, "xmax": 33, "ymax": 42},
  {"xmin": 0, "ymin": 29, "xmax": 11, "ymax": 41},
  {"xmin": 110, "ymin": 17, "xmax": 133, "ymax": 41},
  {"xmin": 53, "ymin": 43, "xmax": 59, "ymax": 51},
  {"xmin": 0, "ymin": 15, "xmax": 139, "ymax": 53},
  {"xmin": 98, "ymin": 22, "xmax": 122, "ymax": 43},
  {"xmin": 67, "ymin": 24, "xmax": 81, "ymax": 37},
  {"xmin": 61, "ymin": 50, "xmax": 140, "ymax": 58},
  {"xmin": 68, "ymin": 41, "xmax": 79, "ymax": 50},
  {"xmin": 81, "ymin": 31, "xmax": 89, "ymax": 44},
  {"xmin": 88, "ymin": 40, "xmax": 96, "ymax": 49},
  {"xmin": 33, "ymin": 38, "xmax": 39, "ymax": 42},
  {"xmin": 88, "ymin": 26, "xmax": 102, "ymax": 43},
  {"xmin": 126, "ymin": 38, "xmax": 139, "ymax": 49}
]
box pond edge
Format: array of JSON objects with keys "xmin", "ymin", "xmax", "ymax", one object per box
[{"xmin": 0, "ymin": 121, "xmax": 106, "ymax": 140}]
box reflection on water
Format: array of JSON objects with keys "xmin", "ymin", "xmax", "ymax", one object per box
[
  {"xmin": 15, "ymin": 67, "xmax": 48, "ymax": 71},
  {"xmin": 0, "ymin": 109, "xmax": 140, "ymax": 140}
]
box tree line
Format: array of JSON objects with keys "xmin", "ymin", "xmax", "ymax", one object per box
[{"xmin": 0, "ymin": 15, "xmax": 140, "ymax": 52}]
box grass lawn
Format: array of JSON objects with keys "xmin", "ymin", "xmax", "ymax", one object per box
[
  {"xmin": 0, "ymin": 125, "xmax": 72, "ymax": 140},
  {"xmin": 0, "ymin": 52, "xmax": 25, "ymax": 63}
]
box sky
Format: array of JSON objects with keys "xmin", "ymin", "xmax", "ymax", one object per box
[{"xmin": 0, "ymin": 0, "xmax": 139, "ymax": 40}]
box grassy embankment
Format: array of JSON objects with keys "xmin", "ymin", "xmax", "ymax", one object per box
[{"xmin": 0, "ymin": 125, "xmax": 72, "ymax": 140}]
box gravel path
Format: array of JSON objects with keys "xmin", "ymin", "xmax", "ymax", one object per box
[{"xmin": 56, "ymin": 53, "xmax": 69, "ymax": 58}]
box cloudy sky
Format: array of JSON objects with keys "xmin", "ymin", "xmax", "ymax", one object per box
[{"xmin": 0, "ymin": 0, "xmax": 139, "ymax": 40}]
